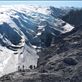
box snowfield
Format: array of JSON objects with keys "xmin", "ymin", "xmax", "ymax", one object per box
[{"xmin": 0, "ymin": 5, "xmax": 74, "ymax": 77}]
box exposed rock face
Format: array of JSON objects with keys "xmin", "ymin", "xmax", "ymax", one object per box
[
  {"xmin": 36, "ymin": 9, "xmax": 82, "ymax": 82},
  {"xmin": 63, "ymin": 58, "xmax": 78, "ymax": 65}
]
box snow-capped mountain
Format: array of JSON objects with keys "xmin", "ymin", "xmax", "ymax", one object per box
[{"xmin": 0, "ymin": 5, "xmax": 74, "ymax": 77}]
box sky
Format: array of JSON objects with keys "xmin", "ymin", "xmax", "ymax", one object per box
[{"xmin": 0, "ymin": 1, "xmax": 82, "ymax": 8}]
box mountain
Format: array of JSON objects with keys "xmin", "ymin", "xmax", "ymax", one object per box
[
  {"xmin": 36, "ymin": 8, "xmax": 82, "ymax": 82},
  {"xmin": 0, "ymin": 5, "xmax": 77, "ymax": 78},
  {"xmin": 0, "ymin": 20, "xmax": 82, "ymax": 82}
]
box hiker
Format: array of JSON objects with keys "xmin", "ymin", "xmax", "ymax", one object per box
[
  {"xmin": 22, "ymin": 65, "xmax": 25, "ymax": 72},
  {"xmin": 34, "ymin": 65, "xmax": 36, "ymax": 69},
  {"xmin": 29, "ymin": 65, "xmax": 33, "ymax": 69},
  {"xmin": 18, "ymin": 66, "xmax": 21, "ymax": 72}
]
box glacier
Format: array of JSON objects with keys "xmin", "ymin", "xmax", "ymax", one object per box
[{"xmin": 0, "ymin": 5, "xmax": 74, "ymax": 77}]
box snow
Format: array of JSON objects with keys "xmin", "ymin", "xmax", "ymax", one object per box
[
  {"xmin": 0, "ymin": 5, "xmax": 51, "ymax": 16},
  {"xmin": 0, "ymin": 46, "xmax": 15, "ymax": 77},
  {"xmin": 36, "ymin": 32, "xmax": 42, "ymax": 36},
  {"xmin": 18, "ymin": 44, "xmax": 39, "ymax": 69},
  {"xmin": 0, "ymin": 44, "xmax": 39, "ymax": 77},
  {"xmin": 0, "ymin": 14, "xmax": 11, "ymax": 24},
  {"xmin": 32, "ymin": 45, "xmax": 37, "ymax": 49},
  {"xmin": 53, "ymin": 19, "xmax": 74, "ymax": 33},
  {"xmin": 63, "ymin": 23, "xmax": 74, "ymax": 33}
]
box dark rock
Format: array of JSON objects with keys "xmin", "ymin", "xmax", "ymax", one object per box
[{"xmin": 63, "ymin": 58, "xmax": 78, "ymax": 65}]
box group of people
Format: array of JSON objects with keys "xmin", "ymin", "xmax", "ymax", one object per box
[{"xmin": 18, "ymin": 65, "xmax": 36, "ymax": 72}]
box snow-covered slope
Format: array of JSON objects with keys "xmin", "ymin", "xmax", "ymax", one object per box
[{"xmin": 0, "ymin": 5, "xmax": 74, "ymax": 77}]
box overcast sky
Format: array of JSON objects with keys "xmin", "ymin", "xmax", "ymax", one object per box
[{"xmin": 0, "ymin": 1, "xmax": 82, "ymax": 8}]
